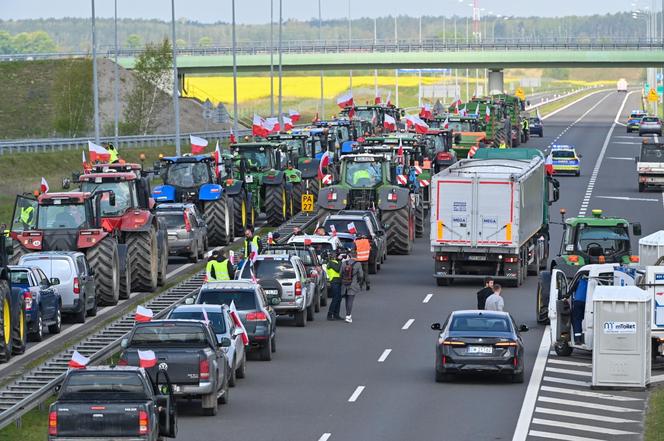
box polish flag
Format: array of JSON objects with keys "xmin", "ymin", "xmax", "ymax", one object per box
[
  {"xmin": 347, "ymin": 222, "xmax": 357, "ymax": 235},
  {"xmin": 545, "ymin": 153, "xmax": 554, "ymax": 175},
  {"xmin": 386, "ymin": 91, "xmax": 392, "ymax": 106},
  {"xmin": 264, "ymin": 117, "xmax": 280, "ymax": 134},
  {"xmin": 289, "ymin": 109, "xmax": 301, "ymax": 123},
  {"xmin": 329, "ymin": 224, "xmax": 337, "ymax": 236},
  {"xmin": 82, "ymin": 151, "xmax": 88, "ymax": 168},
  {"xmin": 229, "ymin": 301, "xmax": 249, "ymax": 346},
  {"xmin": 190, "ymin": 135, "xmax": 208, "ymax": 154},
  {"xmin": 249, "ymin": 242, "xmax": 259, "ymax": 264},
  {"xmin": 374, "ymin": 94, "xmax": 381, "ymax": 105},
  {"xmin": 318, "ymin": 150, "xmax": 331, "ymax": 180},
  {"xmin": 485, "ymin": 106, "xmax": 491, "ymax": 123},
  {"xmin": 460, "ymin": 106, "xmax": 467, "ymax": 116},
  {"xmin": 337, "ymin": 92, "xmax": 354, "ymax": 109},
  {"xmin": 475, "ymin": 102, "xmax": 481, "ymax": 115},
  {"xmin": 267, "ymin": 231, "xmax": 274, "ymax": 245},
  {"xmin": 68, "ymin": 351, "xmax": 90, "ymax": 369},
  {"xmin": 283, "ymin": 116, "xmax": 294, "ymax": 131},
  {"xmin": 214, "ymin": 141, "xmax": 222, "ymax": 178},
  {"xmin": 88, "ymin": 141, "xmax": 110, "ymax": 162},
  {"xmin": 40, "ymin": 177, "xmax": 49, "ymax": 193},
  {"xmin": 383, "ymin": 114, "xmax": 396, "ymax": 131},
  {"xmin": 468, "ymin": 145, "xmax": 479, "ymax": 158},
  {"xmin": 250, "ymin": 268, "xmax": 258, "ymax": 284},
  {"xmin": 419, "ymin": 104, "xmax": 432, "ymax": 120},
  {"xmin": 253, "ymin": 114, "xmax": 269, "ymax": 137},
  {"xmin": 454, "ymin": 100, "xmax": 460, "ymax": 115},
  {"xmin": 138, "ymin": 349, "xmax": 157, "ymax": 368},
  {"xmin": 443, "ymin": 116, "xmax": 449, "ymax": 129},
  {"xmin": 396, "ymin": 139, "xmax": 404, "ymax": 158},
  {"xmin": 229, "ymin": 130, "xmax": 237, "ymax": 144},
  {"xmin": 406, "ymin": 115, "xmax": 429, "ymax": 134},
  {"xmin": 135, "ymin": 305, "xmax": 154, "ymax": 323},
  {"xmin": 312, "ymin": 112, "xmax": 320, "ymax": 123}
]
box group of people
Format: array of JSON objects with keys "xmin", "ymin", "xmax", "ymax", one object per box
[
  {"xmin": 325, "ymin": 248, "xmax": 364, "ymax": 323},
  {"xmin": 205, "ymin": 226, "xmax": 260, "ymax": 282},
  {"xmin": 476, "ymin": 277, "xmax": 505, "ymax": 312}
]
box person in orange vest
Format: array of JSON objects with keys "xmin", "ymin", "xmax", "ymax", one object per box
[{"xmin": 353, "ymin": 235, "xmax": 371, "ymax": 291}]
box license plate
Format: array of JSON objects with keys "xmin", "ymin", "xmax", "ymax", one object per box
[
  {"xmin": 301, "ymin": 194, "xmax": 314, "ymax": 212},
  {"xmin": 468, "ymin": 346, "xmax": 492, "ymax": 354},
  {"xmin": 245, "ymin": 175, "xmax": 254, "ymax": 183},
  {"xmin": 467, "ymin": 255, "xmax": 486, "ymax": 261},
  {"xmin": 172, "ymin": 385, "xmax": 181, "ymax": 393},
  {"xmin": 265, "ymin": 289, "xmax": 278, "ymax": 295}
]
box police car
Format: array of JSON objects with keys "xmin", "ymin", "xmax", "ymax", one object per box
[
  {"xmin": 550, "ymin": 145, "xmax": 581, "ymax": 176},
  {"xmin": 626, "ymin": 110, "xmax": 647, "ymax": 133}
]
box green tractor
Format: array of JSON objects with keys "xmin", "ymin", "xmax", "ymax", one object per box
[
  {"xmin": 230, "ymin": 142, "xmax": 303, "ymax": 227},
  {"xmin": 317, "ymin": 153, "xmax": 415, "ymax": 254},
  {"xmin": 340, "ymin": 104, "xmax": 404, "ymax": 133},
  {"xmin": 491, "ymin": 94, "xmax": 526, "ymax": 146}
]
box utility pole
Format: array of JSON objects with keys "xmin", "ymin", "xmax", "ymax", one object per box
[
  {"xmin": 348, "ymin": 0, "xmax": 352, "ymax": 92},
  {"xmin": 232, "ymin": 0, "xmax": 238, "ymax": 133},
  {"xmin": 278, "ymin": 0, "xmax": 283, "ymax": 127},
  {"xmin": 374, "ymin": 18, "xmax": 378, "ymax": 99},
  {"xmin": 395, "ymin": 15, "xmax": 398, "ymax": 106},
  {"xmin": 113, "ymin": 0, "xmax": 120, "ymax": 148},
  {"xmin": 319, "ymin": 0, "xmax": 324, "ymax": 118},
  {"xmin": 270, "ymin": 0, "xmax": 274, "ymax": 116},
  {"xmin": 418, "ymin": 16, "xmax": 422, "ymax": 107},
  {"xmin": 91, "ymin": 0, "xmax": 100, "ymax": 144},
  {"xmin": 170, "ymin": 0, "xmax": 180, "ymax": 155}
]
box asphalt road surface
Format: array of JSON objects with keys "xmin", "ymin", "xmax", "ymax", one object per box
[{"xmin": 172, "ymin": 90, "xmax": 657, "ymax": 441}]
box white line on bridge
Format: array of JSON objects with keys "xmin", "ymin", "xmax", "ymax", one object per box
[
  {"xmin": 348, "ymin": 386, "xmax": 365, "ymax": 402},
  {"xmin": 378, "ymin": 349, "xmax": 392, "ymax": 362},
  {"xmin": 317, "ymin": 433, "xmax": 332, "ymax": 441},
  {"xmin": 401, "ymin": 319, "xmax": 415, "ymax": 330}
]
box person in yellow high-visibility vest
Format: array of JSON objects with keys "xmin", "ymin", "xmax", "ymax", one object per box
[
  {"xmin": 326, "ymin": 251, "xmax": 343, "ymax": 320},
  {"xmin": 19, "ymin": 204, "xmax": 35, "ymax": 228},
  {"xmin": 499, "ymin": 141, "xmax": 507, "ymax": 149},
  {"xmin": 108, "ymin": 143, "xmax": 119, "ymax": 163},
  {"xmin": 206, "ymin": 250, "xmax": 235, "ymax": 281}
]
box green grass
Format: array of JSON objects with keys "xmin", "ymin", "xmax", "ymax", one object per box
[
  {"xmin": 0, "ymin": 397, "xmax": 54, "ymax": 441},
  {"xmin": 536, "ymin": 88, "xmax": 602, "ymax": 117},
  {"xmin": 645, "ymin": 387, "xmax": 664, "ymax": 441}
]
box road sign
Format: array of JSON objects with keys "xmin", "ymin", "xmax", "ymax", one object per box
[
  {"xmin": 648, "ymin": 88, "xmax": 659, "ymax": 102},
  {"xmin": 515, "ymin": 87, "xmax": 526, "ymax": 100}
]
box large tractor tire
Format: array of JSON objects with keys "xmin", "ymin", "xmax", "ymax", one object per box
[
  {"xmin": 233, "ymin": 191, "xmax": 253, "ymax": 236},
  {"xmin": 128, "ymin": 228, "xmax": 159, "ymax": 293},
  {"xmin": 205, "ymin": 197, "xmax": 232, "ymax": 246},
  {"xmin": 9, "ymin": 241, "xmax": 27, "ymax": 265},
  {"xmin": 87, "ymin": 236, "xmax": 121, "ymax": 306},
  {"xmin": 383, "ymin": 207, "xmax": 412, "ymax": 255},
  {"xmin": 415, "ymin": 198, "xmax": 425, "ymax": 238},
  {"xmin": 291, "ymin": 181, "xmax": 304, "ymax": 215},
  {"xmin": 493, "ymin": 128, "xmax": 508, "ymax": 148},
  {"xmin": 157, "ymin": 240, "xmax": 169, "ymax": 286},
  {"xmin": 265, "ymin": 184, "xmax": 289, "ymax": 226},
  {"xmin": 0, "ymin": 280, "xmax": 13, "ymax": 361},
  {"xmin": 119, "ymin": 263, "xmax": 132, "ymax": 300}
]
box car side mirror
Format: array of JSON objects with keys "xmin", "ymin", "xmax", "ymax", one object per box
[
  {"xmin": 50, "ymin": 277, "xmax": 60, "ymax": 286},
  {"xmin": 633, "ymin": 223, "xmax": 642, "ymax": 236},
  {"xmin": 185, "ymin": 298, "xmax": 194, "ymax": 305},
  {"xmin": 61, "ymin": 178, "xmax": 71, "ymax": 190},
  {"xmin": 270, "ymin": 297, "xmax": 281, "ymax": 306},
  {"xmin": 519, "ymin": 324, "xmax": 529, "ymax": 333},
  {"xmin": 121, "ymin": 338, "xmax": 128, "ymax": 349},
  {"xmin": 431, "ymin": 323, "xmax": 441, "ymax": 331},
  {"xmin": 219, "ymin": 337, "xmax": 232, "ymax": 347}
]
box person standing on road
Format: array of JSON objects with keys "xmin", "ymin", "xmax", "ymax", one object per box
[
  {"xmin": 484, "ymin": 284, "xmax": 504, "ymax": 312},
  {"xmin": 326, "ymin": 250, "xmax": 343, "ymax": 320},
  {"xmin": 354, "ymin": 235, "xmax": 371, "ymax": 291},
  {"xmin": 571, "ymin": 276, "xmax": 588, "ymax": 345},
  {"xmin": 244, "ymin": 226, "xmax": 261, "ymax": 257},
  {"xmin": 206, "ymin": 249, "xmax": 235, "ymax": 281},
  {"xmin": 476, "ymin": 277, "xmax": 495, "ymax": 310},
  {"xmin": 340, "ymin": 250, "xmax": 363, "ymax": 323}
]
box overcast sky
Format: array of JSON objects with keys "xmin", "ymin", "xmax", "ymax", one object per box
[{"xmin": 0, "ymin": 0, "xmax": 653, "ymax": 24}]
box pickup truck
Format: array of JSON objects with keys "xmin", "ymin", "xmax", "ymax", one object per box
[
  {"xmin": 637, "ymin": 139, "xmax": 664, "ymax": 192},
  {"xmin": 120, "ymin": 319, "xmax": 230, "ymax": 416},
  {"xmin": 48, "ymin": 366, "xmax": 177, "ymax": 441}
]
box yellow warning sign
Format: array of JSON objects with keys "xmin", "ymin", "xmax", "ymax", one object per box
[
  {"xmin": 648, "ymin": 88, "xmax": 659, "ymax": 102},
  {"xmin": 515, "ymin": 87, "xmax": 526, "ymax": 100}
]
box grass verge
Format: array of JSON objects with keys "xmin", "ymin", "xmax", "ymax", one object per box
[
  {"xmin": 0, "ymin": 397, "xmax": 54, "ymax": 441},
  {"xmin": 645, "ymin": 386, "xmax": 664, "ymax": 441},
  {"xmin": 536, "ymin": 88, "xmax": 603, "ymax": 117}
]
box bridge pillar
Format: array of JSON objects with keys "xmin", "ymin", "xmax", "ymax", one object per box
[{"xmin": 488, "ymin": 69, "xmax": 504, "ymax": 95}]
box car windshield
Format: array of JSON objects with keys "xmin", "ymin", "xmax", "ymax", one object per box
[
  {"xmin": 168, "ymin": 310, "xmax": 226, "ymax": 336},
  {"xmin": 577, "ymin": 226, "xmax": 630, "ymax": 254},
  {"xmin": 344, "ymin": 162, "xmax": 382, "ymax": 187},
  {"xmin": 642, "ymin": 117, "xmax": 659, "ymax": 123},
  {"xmin": 263, "ymin": 249, "xmax": 315, "ymax": 265},
  {"xmin": 552, "ymin": 150, "xmax": 576, "ymax": 159},
  {"xmin": 240, "ymin": 259, "xmax": 296, "ymax": 280},
  {"xmin": 37, "ymin": 204, "xmax": 87, "ymax": 229},
  {"xmin": 630, "ymin": 112, "xmax": 645, "ymax": 118},
  {"xmin": 80, "ymin": 181, "xmax": 133, "ymax": 216},
  {"xmin": 164, "ymin": 162, "xmax": 211, "ymax": 187},
  {"xmin": 291, "ymin": 241, "xmax": 333, "ymax": 254},
  {"xmin": 22, "ymin": 258, "xmax": 72, "ymax": 280},
  {"xmin": 158, "ymin": 213, "xmax": 186, "ymax": 229},
  {"xmin": 60, "ymin": 371, "xmax": 147, "ymax": 401},
  {"xmin": 355, "ymin": 109, "xmax": 377, "ymax": 122},
  {"xmin": 197, "ymin": 290, "xmax": 257, "ymax": 310},
  {"xmin": 235, "ymin": 148, "xmax": 271, "ymax": 169},
  {"xmin": 9, "ymin": 270, "xmax": 29, "ymax": 285},
  {"xmin": 641, "ymin": 145, "xmax": 664, "ymax": 162},
  {"xmin": 529, "ymin": 118, "xmax": 541, "ymax": 124},
  {"xmin": 323, "ymin": 219, "xmax": 370, "ymax": 236},
  {"xmin": 448, "ymin": 121, "xmax": 473, "ymax": 132},
  {"xmin": 129, "ymin": 324, "xmax": 209, "ymax": 347},
  {"xmin": 450, "ymin": 316, "xmax": 511, "ymax": 333}
]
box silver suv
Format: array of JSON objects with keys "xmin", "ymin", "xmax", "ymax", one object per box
[
  {"xmin": 156, "ymin": 203, "xmax": 208, "ymax": 262},
  {"xmin": 639, "ymin": 116, "xmax": 662, "ymax": 136},
  {"xmin": 236, "ymin": 255, "xmax": 313, "ymax": 327}
]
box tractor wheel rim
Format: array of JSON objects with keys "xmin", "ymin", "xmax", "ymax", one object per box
[
  {"xmin": 225, "ymin": 202, "xmax": 230, "ymax": 236},
  {"xmin": 3, "ymin": 299, "xmax": 9, "ymax": 345},
  {"xmin": 281, "ymin": 189, "xmax": 287, "ymax": 218},
  {"xmin": 19, "ymin": 310, "xmax": 24, "ymax": 341},
  {"xmin": 241, "ymin": 199, "xmax": 247, "ymax": 227}
]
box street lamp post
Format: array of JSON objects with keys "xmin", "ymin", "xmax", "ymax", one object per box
[
  {"xmin": 113, "ymin": 0, "xmax": 120, "ymax": 148},
  {"xmin": 270, "ymin": 0, "xmax": 274, "ymax": 116},
  {"xmin": 91, "ymin": 0, "xmax": 100, "ymax": 144},
  {"xmin": 170, "ymin": 0, "xmax": 180, "ymax": 155},
  {"xmin": 278, "ymin": 0, "xmax": 283, "ymax": 127},
  {"xmin": 232, "ymin": 0, "xmax": 238, "ymax": 133},
  {"xmin": 319, "ymin": 0, "xmax": 324, "ymax": 118},
  {"xmin": 348, "ymin": 0, "xmax": 352, "ymax": 92}
]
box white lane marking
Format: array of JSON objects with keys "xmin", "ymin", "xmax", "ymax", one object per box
[
  {"xmin": 317, "ymin": 434, "xmax": 332, "ymax": 441},
  {"xmin": 401, "ymin": 319, "xmax": 414, "ymax": 330},
  {"xmin": 578, "ymin": 91, "xmax": 634, "ymax": 216},
  {"xmin": 616, "ymin": 135, "xmax": 637, "ymax": 139},
  {"xmin": 537, "ymin": 396, "xmax": 640, "ymax": 412},
  {"xmin": 607, "ymin": 156, "xmax": 636, "ymax": 160},
  {"xmin": 542, "ymin": 376, "xmax": 590, "ymax": 387},
  {"xmin": 531, "ymin": 418, "xmax": 637, "ymax": 436},
  {"xmin": 596, "ymin": 195, "xmax": 659, "ymax": 202},
  {"xmin": 423, "ymin": 293, "xmax": 433, "ymax": 303},
  {"xmin": 348, "ymin": 386, "xmax": 365, "ymax": 402},
  {"xmin": 511, "ymin": 325, "xmax": 551, "ymax": 441},
  {"xmin": 545, "ymin": 367, "xmax": 591, "ymax": 377},
  {"xmin": 528, "ymin": 430, "xmax": 605, "ymax": 441},
  {"xmin": 612, "ymin": 141, "xmax": 641, "ymax": 145},
  {"xmin": 535, "ymin": 407, "xmax": 639, "ymax": 424},
  {"xmin": 540, "ymin": 385, "xmax": 642, "ymax": 401},
  {"xmin": 378, "ymin": 349, "xmax": 392, "ymax": 363},
  {"xmin": 541, "ymin": 89, "xmax": 610, "ymax": 121},
  {"xmin": 165, "ymin": 263, "xmax": 194, "ymax": 279},
  {"xmin": 547, "ymin": 359, "xmax": 591, "ymax": 368}
]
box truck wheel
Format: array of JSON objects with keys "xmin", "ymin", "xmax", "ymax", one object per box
[
  {"xmin": 295, "ymin": 310, "xmax": 306, "ymax": 327},
  {"xmin": 11, "ymin": 305, "xmax": 26, "ymax": 355},
  {"xmin": 73, "ymin": 296, "xmax": 86, "ymax": 323},
  {"xmin": 415, "ymin": 200, "xmax": 425, "ymax": 238},
  {"xmin": 511, "ymin": 372, "xmax": 524, "ymax": 383},
  {"xmin": 205, "ymin": 196, "xmax": 232, "ymax": 246},
  {"xmin": 369, "ymin": 258, "xmax": 378, "ymax": 274},
  {"xmin": 87, "ymin": 237, "xmax": 120, "ymax": 306},
  {"xmin": 383, "ymin": 207, "xmax": 412, "ymax": 255},
  {"xmin": 201, "ymin": 391, "xmax": 218, "ymax": 416},
  {"xmin": 265, "ymin": 184, "xmax": 288, "ymax": 226},
  {"xmin": 87, "ymin": 294, "xmax": 98, "ymax": 317},
  {"xmin": 128, "ymin": 228, "xmax": 159, "ymax": 293},
  {"xmin": 235, "ymin": 356, "xmax": 246, "ymax": 379},
  {"xmin": 260, "ymin": 337, "xmax": 273, "ymax": 361},
  {"xmin": 233, "ymin": 191, "xmax": 249, "ymax": 236},
  {"xmin": 9, "ymin": 241, "xmax": 27, "ymax": 265},
  {"xmin": 189, "ymin": 241, "xmax": 199, "ymax": 263},
  {"xmin": 29, "ymin": 310, "xmax": 42, "ymax": 342},
  {"xmin": 228, "ymin": 364, "xmax": 237, "ymax": 387},
  {"xmin": 307, "ymin": 301, "xmax": 315, "ymax": 321},
  {"xmin": 219, "ymin": 378, "xmax": 229, "ymax": 404},
  {"xmin": 119, "ymin": 260, "xmax": 132, "ymax": 300},
  {"xmin": 0, "ymin": 285, "xmax": 13, "ymax": 361},
  {"xmin": 291, "ymin": 181, "xmax": 303, "ymax": 214},
  {"xmin": 436, "ymin": 278, "xmax": 447, "ymax": 287},
  {"xmin": 527, "ymin": 247, "xmax": 540, "ymax": 276}
]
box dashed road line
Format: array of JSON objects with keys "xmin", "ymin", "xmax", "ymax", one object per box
[
  {"xmin": 423, "ymin": 293, "xmax": 433, "ymax": 303},
  {"xmin": 401, "ymin": 319, "xmax": 414, "ymax": 330},
  {"xmin": 377, "ymin": 349, "xmax": 392, "ymax": 362},
  {"xmin": 317, "ymin": 433, "xmax": 332, "ymax": 441},
  {"xmin": 348, "ymin": 386, "xmax": 365, "ymax": 402},
  {"xmin": 596, "ymin": 195, "xmax": 659, "ymax": 202},
  {"xmin": 607, "ymin": 156, "xmax": 635, "ymax": 160},
  {"xmin": 542, "ymin": 376, "xmax": 590, "ymax": 387},
  {"xmin": 547, "ymin": 359, "xmax": 591, "ymax": 368}
]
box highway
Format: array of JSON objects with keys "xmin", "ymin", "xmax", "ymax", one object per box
[{"xmin": 166, "ymin": 89, "xmax": 658, "ymax": 441}]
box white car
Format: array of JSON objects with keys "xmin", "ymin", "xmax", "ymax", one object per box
[{"xmin": 287, "ymin": 235, "xmax": 344, "ymax": 258}]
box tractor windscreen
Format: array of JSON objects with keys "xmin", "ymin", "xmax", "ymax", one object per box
[
  {"xmin": 236, "ymin": 149, "xmax": 270, "ymax": 169},
  {"xmin": 345, "ymin": 162, "xmax": 382, "ymax": 188},
  {"xmin": 448, "ymin": 121, "xmax": 473, "ymax": 132},
  {"xmin": 37, "ymin": 204, "xmax": 87, "ymax": 229},
  {"xmin": 336, "ymin": 126, "xmax": 350, "ymax": 142},
  {"xmin": 576, "ymin": 227, "xmax": 630, "ymax": 255},
  {"xmin": 80, "ymin": 181, "xmax": 134, "ymax": 216},
  {"xmin": 164, "ymin": 162, "xmax": 212, "ymax": 187},
  {"xmin": 284, "ymin": 139, "xmax": 307, "ymax": 155},
  {"xmin": 355, "ymin": 109, "xmax": 377, "ymax": 122}
]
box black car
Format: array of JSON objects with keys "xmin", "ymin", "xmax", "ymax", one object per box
[
  {"xmin": 528, "ymin": 117, "xmax": 543, "ymax": 137},
  {"xmin": 431, "ymin": 310, "xmax": 528, "ymax": 383}
]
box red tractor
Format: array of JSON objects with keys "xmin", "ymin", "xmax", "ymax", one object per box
[
  {"xmin": 10, "ymin": 191, "xmax": 126, "ymax": 306},
  {"xmin": 75, "ymin": 163, "xmax": 169, "ymax": 295}
]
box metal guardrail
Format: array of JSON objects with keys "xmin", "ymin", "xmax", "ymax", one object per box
[{"xmin": 0, "ymin": 210, "xmax": 322, "ymax": 430}]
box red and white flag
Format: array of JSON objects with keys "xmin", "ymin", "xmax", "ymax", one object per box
[
  {"xmin": 249, "ymin": 242, "xmax": 259, "ymax": 264},
  {"xmin": 454, "ymin": 100, "xmax": 460, "ymax": 115},
  {"xmin": 252, "ymin": 114, "xmax": 269, "ymax": 137},
  {"xmin": 419, "ymin": 104, "xmax": 432, "ymax": 120},
  {"xmin": 138, "ymin": 349, "xmax": 157, "ymax": 368},
  {"xmin": 337, "ymin": 92, "xmax": 354, "ymax": 109},
  {"xmin": 329, "ymin": 224, "xmax": 337, "ymax": 236},
  {"xmin": 267, "ymin": 231, "xmax": 274, "ymax": 245},
  {"xmin": 288, "ymin": 109, "xmax": 301, "ymax": 123},
  {"xmin": 82, "ymin": 151, "xmax": 87, "ymax": 168},
  {"xmin": 264, "ymin": 117, "xmax": 280, "ymax": 134},
  {"xmin": 135, "ymin": 305, "xmax": 154, "ymax": 323},
  {"xmin": 443, "ymin": 116, "xmax": 449, "ymax": 129},
  {"xmin": 485, "ymin": 106, "xmax": 491, "ymax": 123},
  {"xmin": 405, "ymin": 115, "xmax": 429, "ymax": 134},
  {"xmin": 190, "ymin": 135, "xmax": 208, "ymax": 154},
  {"xmin": 383, "ymin": 114, "xmax": 396, "ymax": 131},
  {"xmin": 386, "ymin": 91, "xmax": 392, "ymax": 106},
  {"xmin": 229, "ymin": 130, "xmax": 237, "ymax": 144},
  {"xmin": 468, "ymin": 145, "xmax": 479, "ymax": 158},
  {"xmin": 318, "ymin": 150, "xmax": 331, "ymax": 180},
  {"xmin": 88, "ymin": 141, "xmax": 110, "ymax": 162},
  {"xmin": 374, "ymin": 94, "xmax": 381, "ymax": 105},
  {"xmin": 229, "ymin": 301, "xmax": 249, "ymax": 346},
  {"xmin": 347, "ymin": 222, "xmax": 357, "ymax": 235},
  {"xmin": 283, "ymin": 115, "xmax": 294, "ymax": 131},
  {"xmin": 40, "ymin": 177, "xmax": 49, "ymax": 193},
  {"xmin": 214, "ymin": 141, "xmax": 222, "ymax": 178},
  {"xmin": 545, "ymin": 153, "xmax": 554, "ymax": 175},
  {"xmin": 475, "ymin": 102, "xmax": 481, "ymax": 115},
  {"xmin": 68, "ymin": 351, "xmax": 90, "ymax": 369}
]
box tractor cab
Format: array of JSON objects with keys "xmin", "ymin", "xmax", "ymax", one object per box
[
  {"xmin": 150, "ymin": 155, "xmax": 226, "ymax": 204},
  {"xmin": 78, "ymin": 172, "xmax": 150, "ymax": 216},
  {"xmin": 230, "ymin": 142, "xmax": 283, "ymax": 173}
]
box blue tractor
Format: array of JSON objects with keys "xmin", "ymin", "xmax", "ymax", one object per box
[{"xmin": 152, "ymin": 155, "xmax": 243, "ymax": 246}]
